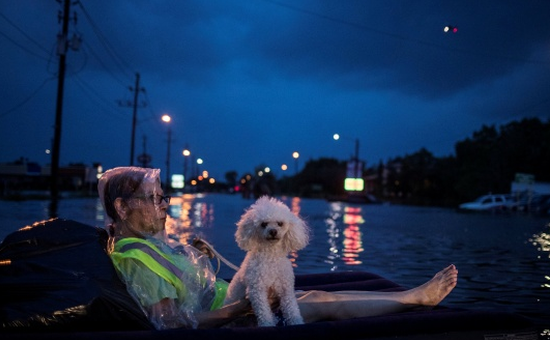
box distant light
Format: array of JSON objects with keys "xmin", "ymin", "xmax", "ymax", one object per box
[
  {"xmin": 161, "ymin": 114, "xmax": 171, "ymax": 123},
  {"xmin": 264, "ymin": 167, "xmax": 270, "ymax": 173},
  {"xmin": 344, "ymin": 178, "xmax": 364, "ymax": 191},
  {"xmin": 171, "ymin": 174, "xmax": 184, "ymax": 189},
  {"xmin": 292, "ymin": 152, "xmax": 299, "ymax": 159},
  {"xmin": 209, "ymin": 178, "xmax": 215, "ymax": 184},
  {"xmin": 281, "ymin": 164, "xmax": 288, "ymax": 171},
  {"xmin": 333, "ymin": 133, "xmax": 340, "ymax": 141},
  {"xmin": 444, "ymin": 25, "xmax": 458, "ymax": 33},
  {"xmin": 45, "ymin": 149, "xmax": 51, "ymax": 154},
  {"xmin": 197, "ymin": 158, "xmax": 203, "ymax": 165},
  {"xmin": 182, "ymin": 149, "xmax": 190, "ymax": 156}
]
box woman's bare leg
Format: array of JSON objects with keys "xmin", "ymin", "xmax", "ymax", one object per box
[{"xmin": 297, "ymin": 264, "xmax": 458, "ymax": 323}]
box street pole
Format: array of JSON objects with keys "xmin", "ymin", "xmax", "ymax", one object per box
[
  {"xmin": 165, "ymin": 126, "xmax": 171, "ymax": 191},
  {"xmin": 354, "ymin": 138, "xmax": 360, "ymax": 180},
  {"xmin": 130, "ymin": 73, "xmax": 140, "ymax": 165},
  {"xmin": 50, "ymin": 0, "xmax": 70, "ymax": 211}
]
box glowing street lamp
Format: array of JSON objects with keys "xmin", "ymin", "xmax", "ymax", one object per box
[
  {"xmin": 182, "ymin": 146, "xmax": 190, "ymax": 191},
  {"xmin": 292, "ymin": 151, "xmax": 300, "ymax": 175},
  {"xmin": 161, "ymin": 114, "xmax": 171, "ymax": 191}
]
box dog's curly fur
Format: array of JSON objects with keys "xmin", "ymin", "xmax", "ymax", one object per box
[{"xmin": 224, "ymin": 196, "xmax": 310, "ymax": 327}]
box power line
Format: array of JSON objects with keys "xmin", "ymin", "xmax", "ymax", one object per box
[
  {"xmin": 81, "ymin": 41, "xmax": 129, "ymax": 87},
  {"xmin": 0, "ymin": 28, "xmax": 51, "ymax": 61},
  {"xmin": 0, "ymin": 76, "xmax": 56, "ymax": 119},
  {"xmin": 77, "ymin": 1, "xmax": 135, "ymax": 80},
  {"xmin": 0, "ymin": 11, "xmax": 51, "ymax": 56},
  {"xmin": 262, "ymin": 0, "xmax": 550, "ymax": 66},
  {"xmin": 71, "ymin": 74, "xmax": 128, "ymax": 120}
]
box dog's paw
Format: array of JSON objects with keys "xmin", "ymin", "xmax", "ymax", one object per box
[
  {"xmin": 285, "ymin": 315, "xmax": 304, "ymax": 325},
  {"xmin": 256, "ymin": 315, "xmax": 277, "ymax": 327}
]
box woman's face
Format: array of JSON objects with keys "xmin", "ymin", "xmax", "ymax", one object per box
[{"xmin": 125, "ymin": 179, "xmax": 168, "ymax": 237}]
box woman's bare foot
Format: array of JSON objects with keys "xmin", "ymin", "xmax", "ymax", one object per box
[{"xmin": 403, "ymin": 264, "xmax": 458, "ymax": 306}]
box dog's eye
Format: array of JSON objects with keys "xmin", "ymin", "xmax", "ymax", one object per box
[
  {"xmin": 277, "ymin": 221, "xmax": 283, "ymax": 227},
  {"xmin": 261, "ymin": 222, "xmax": 268, "ymax": 228}
]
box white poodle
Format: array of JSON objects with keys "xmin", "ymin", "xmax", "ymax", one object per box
[{"xmin": 225, "ymin": 196, "xmax": 310, "ymax": 327}]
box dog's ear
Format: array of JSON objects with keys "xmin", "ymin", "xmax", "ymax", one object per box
[
  {"xmin": 235, "ymin": 210, "xmax": 257, "ymax": 251},
  {"xmin": 283, "ymin": 214, "xmax": 310, "ymax": 252}
]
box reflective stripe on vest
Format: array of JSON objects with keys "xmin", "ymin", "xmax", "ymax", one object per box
[{"xmin": 112, "ymin": 238, "xmax": 186, "ymax": 296}]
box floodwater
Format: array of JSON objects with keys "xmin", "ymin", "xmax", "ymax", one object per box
[{"xmin": 1, "ymin": 193, "xmax": 549, "ymax": 331}]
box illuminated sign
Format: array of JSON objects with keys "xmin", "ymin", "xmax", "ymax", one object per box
[
  {"xmin": 344, "ymin": 178, "xmax": 364, "ymax": 191},
  {"xmin": 171, "ymin": 174, "xmax": 184, "ymax": 189}
]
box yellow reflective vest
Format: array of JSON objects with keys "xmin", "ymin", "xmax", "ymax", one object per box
[{"xmin": 110, "ymin": 237, "xmax": 227, "ymax": 311}]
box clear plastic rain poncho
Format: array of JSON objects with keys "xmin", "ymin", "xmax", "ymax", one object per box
[{"xmin": 98, "ymin": 167, "xmax": 225, "ymax": 329}]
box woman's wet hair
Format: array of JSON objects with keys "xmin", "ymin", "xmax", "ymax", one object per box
[{"xmin": 102, "ymin": 168, "xmax": 148, "ymax": 223}]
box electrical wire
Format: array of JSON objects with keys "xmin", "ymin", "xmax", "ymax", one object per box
[
  {"xmin": 261, "ymin": 0, "xmax": 550, "ymax": 66},
  {"xmin": 77, "ymin": 1, "xmax": 135, "ymax": 81},
  {"xmin": 0, "ymin": 29, "xmax": 50, "ymax": 61},
  {"xmin": 0, "ymin": 11, "xmax": 51, "ymax": 58},
  {"xmin": 71, "ymin": 74, "xmax": 129, "ymax": 121},
  {"xmin": 0, "ymin": 76, "xmax": 57, "ymax": 119},
  {"xmin": 81, "ymin": 41, "xmax": 129, "ymax": 87}
]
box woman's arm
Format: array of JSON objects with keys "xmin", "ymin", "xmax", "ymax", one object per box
[
  {"xmin": 148, "ymin": 297, "xmax": 252, "ymax": 329},
  {"xmin": 195, "ymin": 299, "xmax": 252, "ymax": 329}
]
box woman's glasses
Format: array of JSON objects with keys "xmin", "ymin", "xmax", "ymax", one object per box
[
  {"xmin": 133, "ymin": 194, "xmax": 171, "ymax": 204},
  {"xmin": 153, "ymin": 194, "xmax": 171, "ymax": 204}
]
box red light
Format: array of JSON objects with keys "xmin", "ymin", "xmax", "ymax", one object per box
[{"xmin": 444, "ymin": 25, "xmax": 458, "ymax": 33}]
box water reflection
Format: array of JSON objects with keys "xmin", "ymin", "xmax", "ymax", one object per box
[
  {"xmin": 95, "ymin": 198, "xmax": 105, "ymax": 225},
  {"xmin": 324, "ymin": 202, "xmax": 365, "ymax": 270},
  {"xmin": 531, "ymin": 223, "xmax": 550, "ymax": 255},
  {"xmin": 342, "ymin": 206, "xmax": 364, "ymax": 265},
  {"xmin": 165, "ymin": 194, "xmax": 215, "ymax": 246},
  {"xmin": 530, "ymin": 222, "xmax": 550, "ymax": 290},
  {"xmin": 290, "ymin": 196, "xmax": 301, "ymax": 215},
  {"xmin": 287, "ymin": 196, "xmax": 303, "ymax": 267}
]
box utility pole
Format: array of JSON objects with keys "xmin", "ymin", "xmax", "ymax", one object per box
[
  {"xmin": 165, "ymin": 125, "xmax": 172, "ymax": 190},
  {"xmin": 50, "ymin": 0, "xmax": 81, "ymax": 211},
  {"xmin": 50, "ymin": 0, "xmax": 70, "ymax": 204},
  {"xmin": 130, "ymin": 73, "xmax": 140, "ymax": 165},
  {"xmin": 119, "ymin": 73, "xmax": 145, "ymax": 165}
]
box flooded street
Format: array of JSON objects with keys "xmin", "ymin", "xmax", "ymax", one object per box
[{"xmin": 1, "ymin": 193, "xmax": 549, "ymax": 329}]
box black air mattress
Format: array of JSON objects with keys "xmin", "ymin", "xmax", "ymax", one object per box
[{"xmin": 0, "ymin": 219, "xmax": 537, "ymax": 339}]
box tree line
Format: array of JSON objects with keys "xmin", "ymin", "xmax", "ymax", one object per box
[{"xmin": 274, "ymin": 117, "xmax": 550, "ymax": 207}]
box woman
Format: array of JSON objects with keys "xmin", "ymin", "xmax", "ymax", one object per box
[{"xmin": 98, "ymin": 166, "xmax": 458, "ymax": 330}]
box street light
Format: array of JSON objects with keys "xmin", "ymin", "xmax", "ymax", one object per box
[
  {"xmin": 292, "ymin": 151, "xmax": 300, "ymax": 175},
  {"xmin": 161, "ymin": 114, "xmax": 171, "ymax": 191},
  {"xmin": 196, "ymin": 158, "xmax": 203, "ymax": 179},
  {"xmin": 182, "ymin": 146, "xmax": 190, "ymax": 191}
]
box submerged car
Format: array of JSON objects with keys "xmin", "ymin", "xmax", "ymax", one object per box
[{"xmin": 458, "ymin": 194, "xmax": 515, "ymax": 211}]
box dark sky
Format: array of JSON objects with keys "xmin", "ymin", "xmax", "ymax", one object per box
[{"xmin": 2, "ymin": 1, "xmax": 550, "ymax": 182}]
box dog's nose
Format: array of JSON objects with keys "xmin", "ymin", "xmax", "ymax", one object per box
[{"xmin": 268, "ymin": 229, "xmax": 277, "ymax": 238}]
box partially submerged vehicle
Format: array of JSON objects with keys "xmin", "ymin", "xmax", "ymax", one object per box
[
  {"xmin": 0, "ymin": 219, "xmax": 538, "ymax": 339},
  {"xmin": 458, "ymin": 194, "xmax": 516, "ymax": 211}
]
